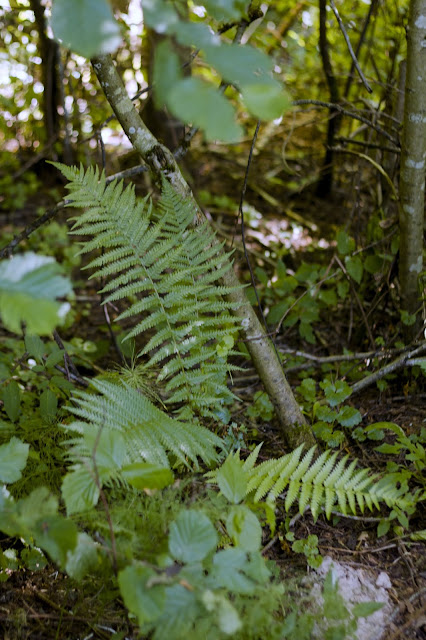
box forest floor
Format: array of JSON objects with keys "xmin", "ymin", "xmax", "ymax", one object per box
[{"xmin": 0, "ymin": 116, "xmax": 425, "ymax": 639}]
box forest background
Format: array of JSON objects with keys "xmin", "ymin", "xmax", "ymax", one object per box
[{"xmin": 0, "ymin": 0, "xmax": 425, "ymax": 638}]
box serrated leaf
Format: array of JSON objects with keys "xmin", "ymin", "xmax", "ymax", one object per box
[
  {"xmin": 0, "ymin": 253, "xmax": 72, "ymax": 335},
  {"xmin": 34, "ymin": 515, "xmax": 78, "ymax": 568},
  {"xmin": 336, "ymin": 406, "xmax": 362, "ymax": 428},
  {"xmin": 0, "ymin": 437, "xmax": 29, "ymax": 483},
  {"xmin": 201, "ymin": 590, "xmax": 242, "ymax": 635},
  {"xmin": 216, "ymin": 452, "xmax": 246, "ymax": 504},
  {"xmin": 61, "ymin": 467, "xmax": 100, "ymax": 515},
  {"xmin": 24, "ymin": 335, "xmax": 45, "ymax": 362},
  {"xmin": 167, "ymin": 77, "xmax": 243, "ymax": 142},
  {"xmin": 336, "ymin": 230, "xmax": 355, "ymax": 256},
  {"xmin": 2, "ymin": 381, "xmax": 21, "ymax": 423},
  {"xmin": 352, "ymin": 601, "xmax": 384, "ymax": 618},
  {"xmin": 345, "ymin": 255, "xmax": 363, "ymax": 284},
  {"xmin": 121, "ymin": 463, "xmax": 173, "ymax": 490},
  {"xmin": 40, "ymin": 389, "xmax": 58, "ymax": 423},
  {"xmin": 225, "ymin": 505, "xmax": 262, "ymax": 551},
  {"xmin": 211, "ymin": 549, "xmax": 256, "ymax": 594},
  {"xmin": 65, "ymin": 532, "xmax": 100, "ymax": 581},
  {"xmin": 51, "ymin": 0, "xmax": 121, "ymax": 58},
  {"xmin": 169, "ymin": 510, "xmax": 218, "ymax": 563},
  {"xmin": 118, "ymin": 564, "xmax": 165, "ymax": 626}
]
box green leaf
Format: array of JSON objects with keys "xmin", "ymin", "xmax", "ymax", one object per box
[
  {"xmin": 118, "ymin": 564, "xmax": 165, "ymax": 626},
  {"xmin": 169, "ymin": 510, "xmax": 218, "ymax": 563},
  {"xmin": 336, "ymin": 230, "xmax": 355, "ymax": 256},
  {"xmin": 24, "ymin": 335, "xmax": 45, "ymax": 363},
  {"xmin": 211, "ymin": 549, "xmax": 256, "ymax": 594},
  {"xmin": 155, "ymin": 585, "xmax": 200, "ymax": 638},
  {"xmin": 0, "ymin": 437, "xmax": 29, "ymax": 483},
  {"xmin": 61, "ymin": 467, "xmax": 100, "ymax": 515},
  {"xmin": 153, "ymin": 40, "xmax": 182, "ymax": 108},
  {"xmin": 336, "ymin": 406, "xmax": 362, "ymax": 428},
  {"xmin": 121, "ymin": 463, "xmax": 174, "ymax": 490},
  {"xmin": 40, "ymin": 389, "xmax": 58, "ymax": 423},
  {"xmin": 167, "ymin": 77, "xmax": 243, "ymax": 142},
  {"xmin": 216, "ymin": 452, "xmax": 247, "ymax": 504},
  {"xmin": 377, "ymin": 519, "xmax": 390, "ymax": 537},
  {"xmin": 202, "ymin": 0, "xmax": 246, "ymax": 21},
  {"xmin": 65, "ymin": 532, "xmax": 101, "ymax": 581},
  {"xmin": 344, "ymin": 256, "xmax": 363, "ymax": 284},
  {"xmin": 364, "ymin": 255, "xmax": 384, "ymax": 274},
  {"xmin": 410, "ymin": 529, "xmax": 426, "ymax": 541},
  {"xmin": 51, "ymin": 0, "xmax": 121, "ymax": 58},
  {"xmin": 352, "ymin": 601, "xmax": 384, "ymax": 618},
  {"xmin": 0, "ymin": 253, "xmax": 72, "ymax": 335},
  {"xmin": 201, "ymin": 590, "xmax": 242, "ymax": 635},
  {"xmin": 34, "ymin": 515, "xmax": 78, "ymax": 568},
  {"xmin": 298, "ymin": 378, "xmax": 317, "ymax": 404},
  {"xmin": 204, "ymin": 43, "xmax": 273, "ymax": 86},
  {"xmin": 141, "ymin": 0, "xmax": 179, "ymax": 32},
  {"xmin": 226, "ymin": 505, "xmax": 262, "ymax": 552},
  {"xmin": 320, "ymin": 379, "xmax": 352, "ymax": 407},
  {"xmin": 242, "ymin": 82, "xmax": 290, "ymax": 120},
  {"xmin": 2, "ymin": 381, "xmax": 21, "ymax": 423}
]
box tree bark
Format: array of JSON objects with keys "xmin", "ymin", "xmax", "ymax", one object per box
[
  {"xmin": 30, "ymin": 0, "xmax": 60, "ymax": 141},
  {"xmin": 398, "ymin": 0, "xmax": 426, "ymax": 339},
  {"xmin": 91, "ymin": 54, "xmax": 316, "ymax": 450},
  {"xmin": 316, "ymin": 0, "xmax": 340, "ymax": 198}
]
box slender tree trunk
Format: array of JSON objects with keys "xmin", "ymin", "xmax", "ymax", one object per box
[
  {"xmin": 398, "ymin": 0, "xmax": 426, "ymax": 339},
  {"xmin": 316, "ymin": 0, "xmax": 340, "ymax": 198},
  {"xmin": 91, "ymin": 54, "xmax": 316, "ymax": 450},
  {"xmin": 30, "ymin": 0, "xmax": 60, "ymax": 141}
]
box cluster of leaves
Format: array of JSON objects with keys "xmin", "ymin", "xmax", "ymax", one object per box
[{"xmin": 51, "ymin": 0, "xmax": 290, "ymax": 143}]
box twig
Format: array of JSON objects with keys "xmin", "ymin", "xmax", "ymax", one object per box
[
  {"xmin": 293, "ymin": 100, "xmax": 399, "ymax": 146},
  {"xmin": 329, "ymin": 0, "xmax": 372, "ymax": 93},
  {"xmin": 350, "ymin": 341, "xmax": 426, "ymax": 396},
  {"xmin": 0, "ymin": 201, "xmax": 67, "ymax": 259},
  {"xmin": 335, "ymin": 137, "xmax": 400, "ymax": 153}
]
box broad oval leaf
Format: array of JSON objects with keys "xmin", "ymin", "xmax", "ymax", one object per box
[
  {"xmin": 118, "ymin": 564, "xmax": 165, "ymax": 626},
  {"xmin": 225, "ymin": 505, "xmax": 262, "ymax": 552},
  {"xmin": 241, "ymin": 82, "xmax": 290, "ymax": 120},
  {"xmin": 169, "ymin": 509, "xmax": 218, "ymax": 563},
  {"xmin": 51, "ymin": 0, "xmax": 121, "ymax": 58},
  {"xmin": 217, "ymin": 452, "xmax": 246, "ymax": 504},
  {"xmin": 121, "ymin": 462, "xmax": 174, "ymax": 490},
  {"xmin": 0, "ymin": 253, "xmax": 72, "ymax": 336},
  {"xmin": 167, "ymin": 77, "xmax": 243, "ymax": 143},
  {"xmin": 0, "ymin": 437, "xmax": 29, "ymax": 483}
]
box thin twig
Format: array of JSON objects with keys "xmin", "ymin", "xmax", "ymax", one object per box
[
  {"xmin": 293, "ymin": 100, "xmax": 399, "ymax": 146},
  {"xmin": 329, "ymin": 0, "xmax": 372, "ymax": 93},
  {"xmin": 350, "ymin": 341, "xmax": 426, "ymax": 396}
]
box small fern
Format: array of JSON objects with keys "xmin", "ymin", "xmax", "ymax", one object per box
[
  {"xmin": 66, "ymin": 378, "xmax": 221, "ymax": 468},
  {"xmin": 207, "ymin": 445, "xmax": 412, "ymax": 520},
  {"xmin": 55, "ymin": 163, "xmax": 242, "ymax": 416}
]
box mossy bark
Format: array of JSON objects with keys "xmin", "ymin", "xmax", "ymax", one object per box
[{"xmin": 92, "ymin": 54, "xmax": 316, "ymax": 450}]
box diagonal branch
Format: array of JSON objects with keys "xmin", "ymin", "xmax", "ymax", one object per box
[{"xmin": 91, "ymin": 54, "xmax": 316, "ymax": 449}]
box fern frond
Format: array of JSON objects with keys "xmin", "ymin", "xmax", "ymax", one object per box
[
  {"xmin": 65, "ymin": 379, "xmax": 221, "ymax": 469},
  {"xmin": 55, "ymin": 163, "xmax": 242, "ymax": 416},
  {"xmin": 211, "ymin": 445, "xmax": 411, "ymax": 521}
]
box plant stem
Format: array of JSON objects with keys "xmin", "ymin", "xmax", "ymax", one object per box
[{"xmin": 91, "ymin": 54, "xmax": 316, "ymax": 449}]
